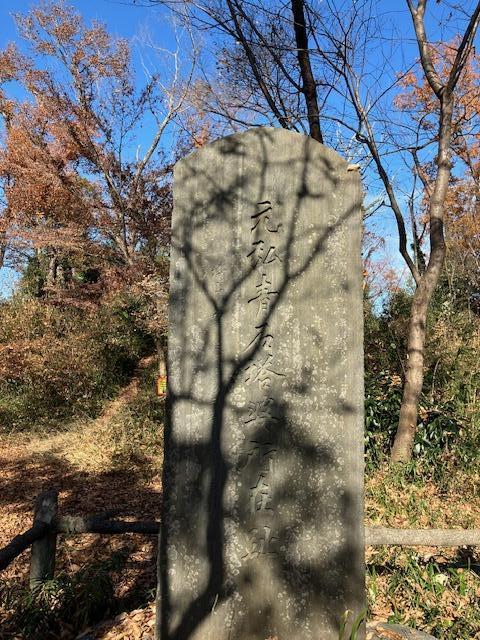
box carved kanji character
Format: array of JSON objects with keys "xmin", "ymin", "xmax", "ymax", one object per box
[
  {"xmin": 248, "ymin": 272, "xmax": 278, "ymax": 318},
  {"xmin": 247, "ymin": 240, "xmax": 283, "ymax": 267},
  {"xmin": 250, "ymin": 475, "xmax": 273, "ymax": 514},
  {"xmin": 244, "ymin": 352, "xmax": 283, "ymax": 390},
  {"xmin": 250, "ymin": 201, "xmax": 282, "ymax": 233},
  {"xmin": 242, "ymin": 526, "xmax": 278, "ymax": 559}
]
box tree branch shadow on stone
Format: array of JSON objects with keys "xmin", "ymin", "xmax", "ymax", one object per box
[{"xmin": 158, "ymin": 128, "xmax": 364, "ymax": 640}]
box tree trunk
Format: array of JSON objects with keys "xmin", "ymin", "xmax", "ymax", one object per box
[
  {"xmin": 391, "ymin": 251, "xmax": 447, "ymax": 463},
  {"xmin": 57, "ymin": 260, "xmax": 68, "ymax": 288},
  {"xmin": 0, "ymin": 235, "xmax": 6, "ymax": 271},
  {"xmin": 391, "ymin": 97, "xmax": 453, "ymax": 463},
  {"xmin": 46, "ymin": 253, "xmax": 57, "ymax": 289},
  {"xmin": 391, "ymin": 284, "xmax": 429, "ymax": 462},
  {"xmin": 291, "ymin": 0, "xmax": 323, "ymax": 143}
]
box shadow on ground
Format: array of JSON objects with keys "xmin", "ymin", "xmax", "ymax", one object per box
[{"xmin": 0, "ymin": 445, "xmax": 162, "ymax": 640}]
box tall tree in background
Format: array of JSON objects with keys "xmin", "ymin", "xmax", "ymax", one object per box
[
  {"xmin": 0, "ymin": 2, "xmax": 191, "ymax": 303},
  {"xmin": 396, "ymin": 39, "xmax": 480, "ymax": 306},
  {"xmin": 389, "ymin": 17, "xmax": 480, "ymax": 459},
  {"xmin": 145, "ymin": 0, "xmax": 480, "ymax": 461}
]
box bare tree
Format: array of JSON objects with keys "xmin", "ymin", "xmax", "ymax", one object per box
[
  {"xmin": 310, "ymin": 0, "xmax": 480, "ymax": 461},
  {"xmin": 389, "ymin": 1, "xmax": 480, "ymax": 459},
  {"xmin": 138, "ymin": 0, "xmax": 480, "ymax": 461}
]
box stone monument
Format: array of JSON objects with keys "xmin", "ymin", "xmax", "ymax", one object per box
[{"xmin": 157, "ymin": 128, "xmax": 365, "ymax": 640}]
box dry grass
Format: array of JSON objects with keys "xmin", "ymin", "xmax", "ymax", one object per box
[{"xmin": 365, "ymin": 463, "xmax": 480, "ymax": 639}]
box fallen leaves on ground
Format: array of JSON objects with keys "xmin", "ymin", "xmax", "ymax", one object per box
[{"xmin": 0, "ymin": 378, "xmax": 162, "ymax": 640}]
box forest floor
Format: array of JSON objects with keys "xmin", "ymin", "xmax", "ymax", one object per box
[
  {"xmin": 0, "ymin": 367, "xmax": 479, "ymax": 639},
  {"xmin": 0, "ymin": 358, "xmax": 162, "ymax": 640}
]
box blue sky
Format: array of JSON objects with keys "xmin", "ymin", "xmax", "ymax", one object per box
[{"xmin": 0, "ymin": 1, "xmax": 162, "ymax": 45}]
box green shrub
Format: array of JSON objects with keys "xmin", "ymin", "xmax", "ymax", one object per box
[
  {"xmin": 364, "ymin": 373, "xmax": 474, "ymax": 471},
  {"xmin": 0, "ymin": 294, "xmax": 154, "ymax": 433}
]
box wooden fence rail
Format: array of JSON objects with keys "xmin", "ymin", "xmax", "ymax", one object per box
[
  {"xmin": 0, "ymin": 490, "xmax": 160, "ymax": 580},
  {"xmin": 0, "ymin": 490, "xmax": 478, "ymax": 589},
  {"xmin": 365, "ymin": 527, "xmax": 480, "ymax": 547}
]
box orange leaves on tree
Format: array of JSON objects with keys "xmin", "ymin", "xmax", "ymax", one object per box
[{"xmin": 0, "ymin": 0, "xmax": 172, "ymax": 308}]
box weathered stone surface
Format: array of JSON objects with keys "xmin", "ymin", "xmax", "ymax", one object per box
[{"xmin": 158, "ymin": 128, "xmax": 365, "ymax": 640}]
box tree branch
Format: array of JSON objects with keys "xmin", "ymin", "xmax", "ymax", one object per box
[
  {"xmin": 447, "ymin": 1, "xmax": 480, "ymax": 91},
  {"xmin": 407, "ymin": 0, "xmax": 445, "ymax": 97},
  {"xmin": 225, "ymin": 0, "xmax": 293, "ymax": 130}
]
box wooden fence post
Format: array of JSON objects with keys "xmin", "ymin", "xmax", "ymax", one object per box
[{"xmin": 29, "ymin": 489, "xmax": 58, "ymax": 591}]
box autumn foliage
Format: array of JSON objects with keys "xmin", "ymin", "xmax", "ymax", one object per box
[
  {"xmin": 0, "ymin": 2, "xmax": 177, "ymax": 428},
  {"xmin": 395, "ymin": 38, "xmax": 480, "ymax": 291},
  {"xmin": 0, "ymin": 2, "xmax": 172, "ymax": 291}
]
